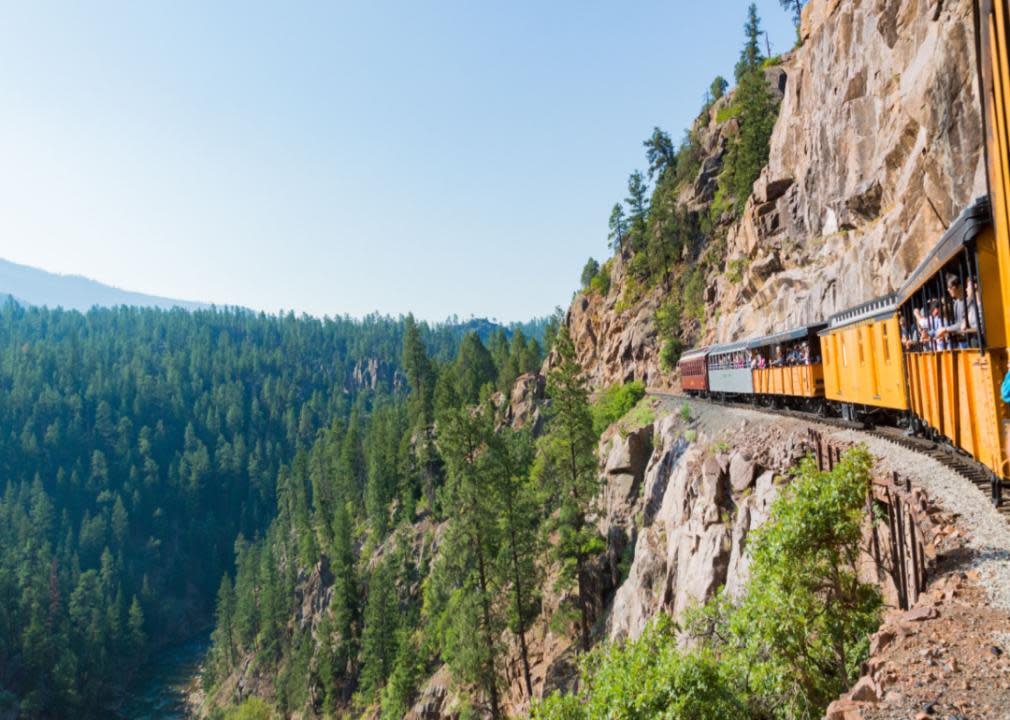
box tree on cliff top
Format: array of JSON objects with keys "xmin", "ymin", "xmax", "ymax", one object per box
[
  {"xmin": 780, "ymin": 0, "xmax": 806, "ymax": 35},
  {"xmin": 735, "ymin": 3, "xmax": 765, "ymax": 81},
  {"xmin": 721, "ymin": 4, "xmax": 779, "ymax": 213},
  {"xmin": 580, "ymin": 258, "xmax": 600, "ymax": 290},
  {"xmin": 608, "ymin": 203, "xmax": 627, "ymax": 253},
  {"xmin": 624, "ymin": 170, "xmax": 650, "ymax": 253},
  {"xmin": 643, "ymin": 127, "xmax": 676, "ymax": 180}
]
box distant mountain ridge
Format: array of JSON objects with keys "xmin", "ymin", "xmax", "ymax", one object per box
[{"xmin": 0, "ymin": 257, "xmax": 208, "ymax": 312}]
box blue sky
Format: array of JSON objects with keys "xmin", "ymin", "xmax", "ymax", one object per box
[{"xmin": 0, "ymin": 1, "xmax": 794, "ymax": 322}]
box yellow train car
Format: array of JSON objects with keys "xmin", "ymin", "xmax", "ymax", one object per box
[
  {"xmin": 819, "ymin": 296, "xmax": 908, "ymax": 421},
  {"xmin": 748, "ymin": 324, "xmax": 827, "ymax": 408},
  {"xmin": 896, "ymin": 198, "xmax": 1009, "ymax": 492},
  {"xmin": 970, "ymin": 0, "xmax": 1010, "ymax": 500}
]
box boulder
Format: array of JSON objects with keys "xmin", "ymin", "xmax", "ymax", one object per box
[
  {"xmin": 824, "ymin": 698, "xmax": 866, "ymax": 720},
  {"xmin": 729, "ymin": 452, "xmax": 758, "ymax": 493},
  {"xmin": 605, "ymin": 424, "xmax": 653, "ymax": 479},
  {"xmin": 848, "ymin": 675, "xmax": 879, "ymax": 703}
]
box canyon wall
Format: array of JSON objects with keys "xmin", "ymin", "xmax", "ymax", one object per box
[{"xmin": 566, "ymin": 0, "xmax": 986, "ymax": 388}]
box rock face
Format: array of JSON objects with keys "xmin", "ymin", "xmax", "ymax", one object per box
[
  {"xmin": 714, "ymin": 0, "xmax": 985, "ymax": 342},
  {"xmin": 565, "ymin": 259, "xmax": 665, "ymax": 389},
  {"xmin": 605, "ymin": 414, "xmax": 807, "ymax": 641},
  {"xmin": 563, "ymin": 0, "xmax": 986, "ymax": 386},
  {"xmin": 349, "ymin": 356, "xmax": 405, "ymax": 392},
  {"xmin": 502, "ymin": 372, "xmax": 546, "ymax": 431}
]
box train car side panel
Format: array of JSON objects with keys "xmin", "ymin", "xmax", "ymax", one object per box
[
  {"xmin": 820, "ymin": 314, "xmax": 908, "ymax": 411},
  {"xmin": 708, "ymin": 344, "xmax": 753, "ymax": 395},
  {"xmin": 751, "ymin": 365, "xmax": 824, "ymax": 398},
  {"xmin": 977, "ymin": 0, "xmax": 1010, "ymax": 344},
  {"xmin": 678, "ymin": 350, "xmax": 710, "ymax": 393}
]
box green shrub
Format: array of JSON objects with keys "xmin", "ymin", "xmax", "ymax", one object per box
[
  {"xmin": 684, "ymin": 266, "xmax": 707, "ymax": 322},
  {"xmin": 591, "ymin": 381, "xmax": 647, "ymax": 436},
  {"xmin": 589, "ymin": 266, "xmax": 611, "ymax": 296},
  {"xmin": 660, "ymin": 337, "xmax": 684, "ymax": 371},
  {"xmin": 715, "ymin": 102, "xmax": 743, "ymax": 124},
  {"xmin": 726, "ymin": 257, "xmax": 749, "ymax": 284},
  {"xmin": 223, "ymin": 698, "xmax": 274, "ymax": 720},
  {"xmin": 655, "ymin": 299, "xmax": 686, "ymax": 371},
  {"xmin": 721, "ymin": 447, "xmax": 882, "ymax": 717},
  {"xmin": 534, "ymin": 616, "xmax": 746, "ymax": 720}
]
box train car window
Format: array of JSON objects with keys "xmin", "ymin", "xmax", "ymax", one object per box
[
  {"xmin": 857, "ymin": 330, "xmax": 865, "ymax": 365},
  {"xmin": 841, "ymin": 337, "xmax": 848, "ymax": 367},
  {"xmin": 881, "ymin": 323, "xmax": 890, "ymax": 363}
]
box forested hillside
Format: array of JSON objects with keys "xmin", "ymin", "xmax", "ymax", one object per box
[
  {"xmin": 201, "ymin": 316, "xmax": 549, "ymax": 718},
  {"xmin": 0, "ymin": 300, "xmax": 546, "ymax": 718}
]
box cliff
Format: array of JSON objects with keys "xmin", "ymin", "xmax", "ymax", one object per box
[
  {"xmin": 565, "ymin": 0, "xmax": 986, "ymax": 387},
  {"xmin": 715, "ymin": 0, "xmax": 985, "ymax": 340}
]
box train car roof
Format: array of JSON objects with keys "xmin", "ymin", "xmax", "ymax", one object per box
[
  {"xmin": 822, "ymin": 293, "xmax": 898, "ymax": 332},
  {"xmin": 896, "ymin": 196, "xmax": 990, "ymax": 305},
  {"xmin": 707, "ymin": 340, "xmax": 751, "ymax": 355},
  {"xmin": 677, "ymin": 347, "xmax": 709, "ymax": 362},
  {"xmin": 747, "ymin": 322, "xmax": 828, "ymax": 349}
]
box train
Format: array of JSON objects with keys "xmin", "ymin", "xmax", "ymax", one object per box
[{"xmin": 677, "ymin": 0, "xmax": 1010, "ymax": 506}]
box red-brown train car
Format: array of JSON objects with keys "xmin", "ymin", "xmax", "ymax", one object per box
[{"xmin": 678, "ymin": 347, "xmax": 709, "ymax": 394}]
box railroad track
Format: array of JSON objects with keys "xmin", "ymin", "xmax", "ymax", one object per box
[{"xmin": 648, "ymin": 390, "xmax": 1010, "ymax": 521}]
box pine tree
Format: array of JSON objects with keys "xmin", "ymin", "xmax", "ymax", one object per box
[
  {"xmin": 358, "ymin": 561, "xmax": 399, "ymax": 701},
  {"xmin": 127, "ymin": 595, "xmax": 146, "ymax": 659},
  {"xmin": 542, "ymin": 327, "xmax": 604, "ymax": 652},
  {"xmin": 608, "ymin": 203, "xmax": 628, "ymax": 253},
  {"xmin": 722, "ymin": 4, "xmax": 779, "ymax": 212},
  {"xmin": 436, "ymin": 404, "xmax": 503, "ymax": 719},
  {"xmin": 329, "ymin": 492, "xmax": 360, "ymax": 674},
  {"xmin": 580, "ymin": 258, "xmax": 600, "ymax": 290},
  {"xmin": 643, "ymin": 127, "xmax": 676, "ymax": 180},
  {"xmin": 486, "ymin": 427, "xmax": 539, "ymax": 699},
  {"xmin": 624, "ymin": 171, "xmax": 650, "ymax": 252},
  {"xmin": 380, "ymin": 628, "xmax": 421, "ymax": 720},
  {"xmin": 710, "ymin": 75, "xmax": 729, "ymax": 102},
  {"xmin": 454, "ymin": 333, "xmax": 497, "ymax": 404},
  {"xmin": 211, "ymin": 574, "xmax": 236, "ymax": 671},
  {"xmin": 779, "ymin": 0, "xmax": 806, "ymax": 34},
  {"xmin": 402, "ymin": 314, "xmax": 436, "ymax": 429},
  {"xmin": 735, "ymin": 3, "xmax": 765, "ymax": 81}
]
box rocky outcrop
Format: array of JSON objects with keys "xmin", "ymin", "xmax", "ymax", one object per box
[
  {"xmin": 715, "ymin": 0, "xmax": 984, "ymax": 340},
  {"xmin": 565, "ymin": 261, "xmax": 665, "ymax": 389},
  {"xmin": 501, "ymin": 372, "xmax": 545, "ymax": 431},
  {"xmin": 348, "ymin": 356, "xmax": 405, "ymax": 392},
  {"xmin": 605, "ymin": 413, "xmax": 811, "ymax": 641}
]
